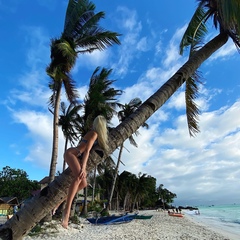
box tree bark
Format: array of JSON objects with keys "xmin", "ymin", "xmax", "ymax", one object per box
[
  {"xmin": 0, "ymin": 33, "xmax": 228, "ymax": 240},
  {"xmin": 106, "ymin": 143, "xmax": 124, "ymax": 210}
]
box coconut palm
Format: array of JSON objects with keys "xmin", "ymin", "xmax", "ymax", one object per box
[
  {"xmin": 106, "ymin": 98, "xmax": 148, "ymax": 211},
  {"xmin": 179, "ymin": 0, "xmax": 240, "ymax": 136},
  {"xmin": 82, "ymin": 66, "xmax": 122, "ymax": 133},
  {"xmin": 1, "ymin": 1, "xmax": 240, "ymax": 238},
  {"xmin": 156, "ymin": 184, "xmax": 177, "ymax": 209},
  {"xmin": 78, "ymin": 66, "xmax": 122, "ymax": 215},
  {"xmin": 131, "ymin": 173, "xmax": 150, "ymax": 211},
  {"xmin": 118, "ymin": 172, "xmax": 136, "ymax": 211},
  {"xmin": 57, "ymin": 102, "xmax": 83, "ymax": 171},
  {"xmin": 90, "ymin": 156, "xmax": 116, "ymax": 203},
  {"xmin": 47, "ymin": 0, "xmax": 121, "ymax": 183}
]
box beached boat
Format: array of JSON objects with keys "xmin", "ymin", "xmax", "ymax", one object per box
[
  {"xmin": 87, "ymin": 214, "xmax": 136, "ymax": 225},
  {"xmin": 168, "ymin": 213, "xmax": 183, "ymax": 217},
  {"xmin": 132, "ymin": 214, "xmax": 153, "ymax": 219}
]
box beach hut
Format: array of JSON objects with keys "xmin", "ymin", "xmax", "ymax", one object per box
[{"xmin": 0, "ymin": 197, "xmax": 19, "ymax": 216}]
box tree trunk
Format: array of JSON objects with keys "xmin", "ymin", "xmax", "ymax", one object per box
[
  {"xmin": 0, "ymin": 168, "xmax": 73, "ymax": 239},
  {"xmin": 92, "ymin": 165, "xmax": 97, "ymax": 203},
  {"xmin": 42, "ymin": 84, "xmax": 62, "ymax": 223},
  {"xmin": 49, "ymin": 84, "xmax": 61, "ymax": 182},
  {"xmin": 80, "ymin": 188, "xmax": 88, "ymax": 216},
  {"xmin": 62, "ymin": 137, "xmax": 69, "ymax": 171},
  {"xmin": 106, "ymin": 143, "xmax": 124, "ymax": 210},
  {"xmin": 0, "ymin": 33, "xmax": 228, "ymax": 240}
]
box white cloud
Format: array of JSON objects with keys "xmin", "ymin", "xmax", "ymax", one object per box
[
  {"xmin": 12, "ymin": 109, "xmax": 65, "ymax": 170},
  {"xmin": 162, "ymin": 26, "xmax": 186, "ymax": 68},
  {"xmin": 210, "ymin": 39, "xmax": 238, "ymax": 61},
  {"xmin": 136, "ymin": 37, "xmax": 149, "ymax": 52},
  {"xmin": 117, "ymin": 98, "xmax": 240, "ymax": 205}
]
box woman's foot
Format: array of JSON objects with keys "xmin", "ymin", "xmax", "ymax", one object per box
[{"xmin": 52, "ymin": 208, "xmax": 57, "ymax": 216}]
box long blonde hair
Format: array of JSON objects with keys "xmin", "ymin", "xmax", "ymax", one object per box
[{"xmin": 93, "ymin": 115, "xmax": 109, "ymax": 152}]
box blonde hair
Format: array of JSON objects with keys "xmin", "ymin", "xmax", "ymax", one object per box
[{"xmin": 93, "ymin": 115, "xmax": 109, "ymax": 152}]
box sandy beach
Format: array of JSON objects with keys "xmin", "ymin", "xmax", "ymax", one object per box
[{"xmin": 22, "ymin": 210, "xmax": 239, "ymax": 240}]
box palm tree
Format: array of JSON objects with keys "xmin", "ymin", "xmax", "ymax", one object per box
[
  {"xmin": 78, "ymin": 66, "xmax": 122, "ymax": 215},
  {"xmin": 57, "ymin": 102, "xmax": 83, "ymax": 171},
  {"xmin": 156, "ymin": 184, "xmax": 177, "ymax": 209},
  {"xmin": 91, "ymin": 156, "xmax": 116, "ymax": 203},
  {"xmin": 82, "ymin": 66, "xmax": 122, "ymax": 132},
  {"xmin": 47, "ymin": 0, "xmax": 121, "ymax": 183},
  {"xmin": 179, "ymin": 0, "xmax": 240, "ymax": 136},
  {"xmin": 131, "ymin": 173, "xmax": 149, "ymax": 211},
  {"xmin": 106, "ymin": 98, "xmax": 148, "ymax": 211},
  {"xmin": 1, "ymin": 2, "xmax": 239, "ymax": 238}
]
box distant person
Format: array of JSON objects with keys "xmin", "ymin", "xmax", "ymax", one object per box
[
  {"xmin": 13, "ymin": 205, "xmax": 18, "ymax": 214},
  {"xmin": 195, "ymin": 210, "xmax": 200, "ymax": 215}
]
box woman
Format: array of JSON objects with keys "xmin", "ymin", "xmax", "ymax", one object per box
[{"xmin": 61, "ymin": 115, "xmax": 109, "ymax": 228}]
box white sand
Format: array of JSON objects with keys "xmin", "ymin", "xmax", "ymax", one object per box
[{"xmin": 23, "ymin": 210, "xmax": 238, "ymax": 240}]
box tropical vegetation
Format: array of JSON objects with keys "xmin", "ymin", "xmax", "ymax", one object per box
[
  {"xmin": 106, "ymin": 98, "xmax": 148, "ymax": 211},
  {"xmin": 0, "ymin": 166, "xmax": 40, "ymax": 202},
  {"xmin": 47, "ymin": 0, "xmax": 120, "ymax": 183}
]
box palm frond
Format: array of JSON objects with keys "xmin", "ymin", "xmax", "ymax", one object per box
[
  {"xmin": 185, "ymin": 72, "xmax": 201, "ymax": 137},
  {"xmin": 62, "ymin": 74, "xmax": 79, "ymax": 104},
  {"xmin": 128, "ymin": 135, "xmax": 138, "ymax": 148},
  {"xmin": 58, "ymin": 102, "xmax": 83, "ymax": 145},
  {"xmin": 63, "ymin": 0, "xmax": 121, "ymax": 51},
  {"xmin": 180, "ymin": 5, "xmax": 208, "ymax": 55},
  {"xmin": 64, "ymin": 0, "xmax": 95, "ymax": 37},
  {"xmin": 218, "ymin": 0, "xmax": 240, "ymax": 50},
  {"xmin": 83, "ymin": 67, "xmax": 122, "ymax": 125},
  {"xmin": 76, "ymin": 31, "xmax": 121, "ymax": 51}
]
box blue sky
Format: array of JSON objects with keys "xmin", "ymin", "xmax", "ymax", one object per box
[{"xmin": 1, "ymin": 0, "xmax": 240, "ymax": 206}]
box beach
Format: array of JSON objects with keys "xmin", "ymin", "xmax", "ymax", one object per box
[{"xmin": 23, "ymin": 210, "xmax": 239, "ymax": 240}]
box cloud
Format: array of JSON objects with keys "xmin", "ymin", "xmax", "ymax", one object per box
[
  {"xmin": 12, "ymin": 109, "xmax": 65, "ymax": 170},
  {"xmin": 111, "ymin": 7, "xmax": 142, "ymax": 77},
  {"xmin": 162, "ymin": 25, "xmax": 186, "ymax": 68},
  {"xmin": 117, "ymin": 96, "xmax": 240, "ymax": 205},
  {"xmin": 210, "ymin": 39, "xmax": 238, "ymax": 61}
]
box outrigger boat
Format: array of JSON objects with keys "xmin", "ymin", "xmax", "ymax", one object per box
[
  {"xmin": 87, "ymin": 214, "xmax": 136, "ymax": 225},
  {"xmin": 132, "ymin": 214, "xmax": 153, "ymax": 219},
  {"xmin": 87, "ymin": 212, "xmax": 154, "ymax": 225}
]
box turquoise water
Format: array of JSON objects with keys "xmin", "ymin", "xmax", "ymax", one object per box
[
  {"xmin": 188, "ymin": 204, "xmax": 240, "ymax": 238},
  {"xmin": 198, "ymin": 204, "xmax": 240, "ymax": 225}
]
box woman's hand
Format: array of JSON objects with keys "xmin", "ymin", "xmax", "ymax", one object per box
[{"xmin": 80, "ymin": 167, "xmax": 87, "ymax": 178}]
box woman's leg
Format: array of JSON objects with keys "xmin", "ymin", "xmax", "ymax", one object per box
[
  {"xmin": 61, "ymin": 148, "xmax": 83, "ymax": 228},
  {"xmin": 53, "ymin": 178, "xmax": 87, "ymax": 216}
]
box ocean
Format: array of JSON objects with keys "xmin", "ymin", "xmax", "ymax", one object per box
[{"xmin": 186, "ymin": 204, "xmax": 240, "ymax": 238}]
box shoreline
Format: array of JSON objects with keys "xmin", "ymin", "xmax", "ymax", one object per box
[
  {"xmin": 23, "ymin": 210, "xmax": 237, "ymax": 240},
  {"xmin": 184, "ymin": 212, "xmax": 239, "ymax": 240}
]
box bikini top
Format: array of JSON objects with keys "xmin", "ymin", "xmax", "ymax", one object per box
[{"xmin": 81, "ymin": 138, "xmax": 98, "ymax": 145}]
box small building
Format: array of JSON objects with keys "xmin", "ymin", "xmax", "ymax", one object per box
[
  {"xmin": 39, "ymin": 176, "xmax": 51, "ymax": 190},
  {"xmin": 0, "ymin": 197, "xmax": 19, "ymax": 216}
]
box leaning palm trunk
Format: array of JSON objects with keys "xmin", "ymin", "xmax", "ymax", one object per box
[{"xmin": 0, "ymin": 33, "xmax": 228, "ymax": 239}]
